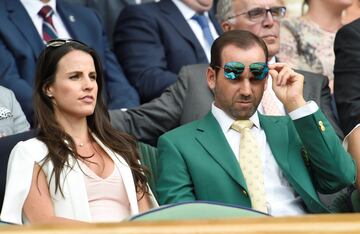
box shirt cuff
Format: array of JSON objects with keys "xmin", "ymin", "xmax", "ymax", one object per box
[{"xmin": 288, "ymin": 101, "xmax": 318, "ymax": 120}]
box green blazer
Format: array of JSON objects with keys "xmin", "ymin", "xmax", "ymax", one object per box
[{"xmin": 156, "ymin": 110, "xmax": 355, "ymax": 213}]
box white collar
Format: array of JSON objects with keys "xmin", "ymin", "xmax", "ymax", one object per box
[
  {"xmin": 20, "ymin": 0, "xmax": 58, "ymax": 20},
  {"xmin": 172, "ymin": 0, "xmax": 210, "ymax": 20},
  {"xmin": 211, "ymin": 103, "xmax": 260, "ymax": 133}
]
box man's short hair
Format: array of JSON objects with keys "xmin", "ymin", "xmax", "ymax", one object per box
[{"xmin": 210, "ymin": 30, "xmax": 269, "ymax": 70}]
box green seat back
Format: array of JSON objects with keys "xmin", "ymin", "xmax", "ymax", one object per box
[
  {"xmin": 350, "ymin": 189, "xmax": 360, "ymax": 212},
  {"xmin": 137, "ymin": 142, "xmax": 158, "ymax": 199},
  {"xmin": 129, "ymin": 201, "xmax": 269, "ymax": 221}
]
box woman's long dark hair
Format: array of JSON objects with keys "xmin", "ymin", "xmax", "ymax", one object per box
[{"xmin": 34, "ymin": 40, "xmax": 148, "ymax": 196}]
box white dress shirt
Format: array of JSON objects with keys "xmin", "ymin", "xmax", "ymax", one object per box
[
  {"xmin": 211, "ymin": 101, "xmax": 319, "ymax": 216},
  {"xmin": 20, "ymin": 0, "xmax": 71, "ymax": 42},
  {"xmin": 172, "ymin": 0, "xmax": 219, "ymax": 62}
]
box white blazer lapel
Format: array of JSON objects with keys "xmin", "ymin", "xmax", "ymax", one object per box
[{"xmin": 55, "ymin": 156, "xmax": 92, "ymax": 221}]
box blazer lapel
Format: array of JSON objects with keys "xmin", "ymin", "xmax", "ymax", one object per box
[
  {"xmin": 158, "ymin": 0, "xmax": 207, "ymax": 62},
  {"xmin": 195, "ymin": 112, "xmax": 248, "ymax": 191},
  {"xmin": 209, "ymin": 11, "xmax": 223, "ymax": 35},
  {"xmin": 63, "ymin": 157, "xmax": 92, "ymax": 221},
  {"xmin": 6, "ymin": 0, "xmax": 44, "ymax": 58},
  {"xmin": 259, "ymin": 114, "xmax": 290, "ymax": 173},
  {"xmin": 57, "ymin": 3, "xmax": 81, "ymax": 40},
  {"xmin": 259, "ymin": 114, "xmax": 322, "ymax": 206}
]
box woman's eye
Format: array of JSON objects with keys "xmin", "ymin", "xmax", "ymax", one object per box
[{"xmin": 69, "ymin": 75, "xmax": 78, "ymax": 80}]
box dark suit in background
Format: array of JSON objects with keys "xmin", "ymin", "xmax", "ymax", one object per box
[
  {"xmin": 0, "ymin": 0, "xmax": 139, "ymax": 123},
  {"xmin": 113, "ymin": 0, "xmax": 222, "ymax": 102},
  {"xmin": 65, "ymin": 0, "xmax": 155, "ymax": 49},
  {"xmin": 110, "ymin": 64, "xmax": 343, "ymax": 146},
  {"xmin": 334, "ymin": 18, "xmax": 360, "ymax": 136}
]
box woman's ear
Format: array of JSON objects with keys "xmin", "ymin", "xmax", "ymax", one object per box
[{"xmin": 43, "ymin": 85, "xmax": 53, "ymax": 98}]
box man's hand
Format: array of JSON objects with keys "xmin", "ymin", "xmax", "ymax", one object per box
[{"xmin": 268, "ymin": 63, "xmax": 306, "ymax": 112}]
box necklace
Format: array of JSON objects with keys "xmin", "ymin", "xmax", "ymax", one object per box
[{"xmin": 74, "ymin": 138, "xmax": 93, "ymax": 148}]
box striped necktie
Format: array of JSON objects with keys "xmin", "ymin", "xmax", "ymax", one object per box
[
  {"xmin": 191, "ymin": 13, "xmax": 214, "ymax": 47},
  {"xmin": 38, "ymin": 5, "xmax": 58, "ymax": 42}
]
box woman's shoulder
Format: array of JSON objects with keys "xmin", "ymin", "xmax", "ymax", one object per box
[{"xmin": 11, "ymin": 137, "xmax": 48, "ymax": 162}]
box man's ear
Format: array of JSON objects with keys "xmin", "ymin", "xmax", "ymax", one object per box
[
  {"xmin": 206, "ymin": 67, "xmax": 216, "ymax": 91},
  {"xmin": 221, "ymin": 21, "xmax": 233, "ymax": 32}
]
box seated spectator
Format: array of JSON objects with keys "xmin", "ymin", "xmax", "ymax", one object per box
[
  {"xmin": 0, "ymin": 86, "xmax": 30, "ymax": 137},
  {"xmin": 278, "ymin": 0, "xmax": 352, "ymax": 93},
  {"xmin": 156, "ymin": 30, "xmax": 356, "ymax": 215},
  {"xmin": 0, "ymin": 0, "xmax": 139, "ymax": 124},
  {"xmin": 109, "ymin": 0, "xmax": 343, "ymax": 146},
  {"xmin": 342, "ymin": 0, "xmax": 360, "ymax": 25},
  {"xmin": 113, "ymin": 0, "xmax": 222, "ymax": 103},
  {"xmin": 0, "ymin": 39, "xmax": 156, "ymax": 225},
  {"xmin": 65, "ymin": 0, "xmax": 157, "ymax": 49},
  {"xmin": 334, "ymin": 18, "xmax": 360, "ymax": 191}
]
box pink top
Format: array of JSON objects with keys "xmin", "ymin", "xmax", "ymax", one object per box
[{"xmin": 79, "ymin": 161, "xmax": 131, "ymax": 222}]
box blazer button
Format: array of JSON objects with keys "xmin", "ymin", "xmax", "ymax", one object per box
[
  {"xmin": 242, "ymin": 189, "xmax": 248, "ymax": 197},
  {"xmin": 318, "ymin": 121, "xmax": 326, "ymax": 132}
]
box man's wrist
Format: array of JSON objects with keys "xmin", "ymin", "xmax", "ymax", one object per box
[{"xmin": 284, "ymin": 97, "xmax": 306, "ymax": 113}]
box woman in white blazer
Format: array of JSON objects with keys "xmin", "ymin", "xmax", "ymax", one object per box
[{"xmin": 0, "ymin": 39, "xmax": 157, "ymax": 225}]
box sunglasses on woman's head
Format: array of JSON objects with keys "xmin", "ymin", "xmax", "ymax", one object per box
[
  {"xmin": 216, "ymin": 62, "xmax": 269, "ymax": 81},
  {"xmin": 46, "ymin": 38, "xmax": 87, "ymax": 48}
]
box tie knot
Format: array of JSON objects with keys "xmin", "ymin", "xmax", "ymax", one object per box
[
  {"xmin": 38, "ymin": 5, "xmax": 54, "ymax": 20},
  {"xmin": 191, "ymin": 13, "xmax": 209, "ymax": 29},
  {"xmin": 231, "ymin": 120, "xmax": 253, "ymax": 132}
]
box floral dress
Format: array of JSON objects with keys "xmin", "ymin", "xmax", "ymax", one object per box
[{"xmin": 278, "ymin": 16, "xmax": 337, "ymax": 92}]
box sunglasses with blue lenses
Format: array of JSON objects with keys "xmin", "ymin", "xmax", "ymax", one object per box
[{"xmin": 216, "ymin": 62, "xmax": 269, "ymax": 81}]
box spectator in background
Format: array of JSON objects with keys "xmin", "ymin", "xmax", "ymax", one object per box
[
  {"xmin": 0, "ymin": 0, "xmax": 139, "ymax": 124},
  {"xmin": 342, "ymin": 0, "xmax": 360, "ymax": 25},
  {"xmin": 109, "ymin": 0, "xmax": 343, "ymax": 146},
  {"xmin": 65, "ymin": 0, "xmax": 157, "ymax": 49},
  {"xmin": 113, "ymin": 0, "xmax": 222, "ymax": 103},
  {"xmin": 334, "ymin": 18, "xmax": 360, "ymax": 191},
  {"xmin": 1, "ymin": 39, "xmax": 156, "ymax": 225},
  {"xmin": 278, "ymin": 0, "xmax": 352, "ymax": 93},
  {"xmin": 0, "ymin": 86, "xmax": 30, "ymax": 137}
]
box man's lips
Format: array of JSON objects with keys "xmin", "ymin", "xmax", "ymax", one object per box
[
  {"xmin": 262, "ymin": 35, "xmax": 277, "ymax": 42},
  {"xmin": 235, "ymin": 100, "xmax": 253, "ymax": 106}
]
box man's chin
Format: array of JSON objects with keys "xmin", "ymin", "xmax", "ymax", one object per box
[{"xmin": 230, "ymin": 108, "xmax": 256, "ymax": 120}]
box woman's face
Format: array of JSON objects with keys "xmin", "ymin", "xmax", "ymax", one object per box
[{"xmin": 46, "ymin": 49, "xmax": 98, "ymax": 120}]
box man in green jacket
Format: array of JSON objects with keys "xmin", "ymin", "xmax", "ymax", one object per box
[{"xmin": 156, "ymin": 30, "xmax": 355, "ymax": 216}]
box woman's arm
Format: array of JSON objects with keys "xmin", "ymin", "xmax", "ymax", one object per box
[
  {"xmin": 348, "ymin": 127, "xmax": 360, "ymax": 190},
  {"xmin": 137, "ymin": 191, "xmax": 153, "ymax": 213},
  {"xmin": 23, "ymin": 164, "xmax": 85, "ymax": 224}
]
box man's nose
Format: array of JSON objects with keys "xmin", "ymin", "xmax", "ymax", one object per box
[
  {"xmin": 239, "ymin": 78, "xmax": 252, "ymax": 96},
  {"xmin": 262, "ymin": 10, "xmax": 275, "ymax": 26}
]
